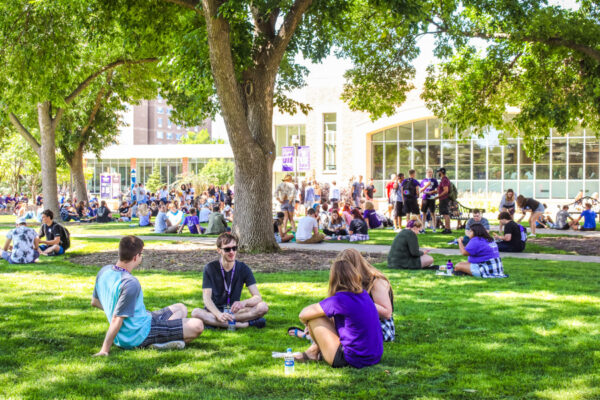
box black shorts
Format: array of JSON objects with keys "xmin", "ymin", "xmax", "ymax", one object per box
[
  {"xmin": 332, "ymin": 344, "xmax": 349, "ymax": 368},
  {"xmin": 403, "ymin": 198, "xmax": 419, "ymax": 215},
  {"xmin": 139, "ymin": 307, "xmax": 184, "ymax": 347},
  {"xmin": 394, "ymin": 201, "xmax": 405, "ymax": 217},
  {"xmin": 421, "ymin": 199, "xmax": 436, "ymax": 214},
  {"xmin": 439, "ymin": 198, "xmax": 450, "ymax": 215}
]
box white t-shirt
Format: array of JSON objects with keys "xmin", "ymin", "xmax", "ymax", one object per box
[{"xmin": 296, "ymin": 216, "xmax": 317, "ymax": 241}]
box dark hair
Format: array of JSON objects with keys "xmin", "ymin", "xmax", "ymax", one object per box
[
  {"xmin": 469, "ymin": 223, "xmax": 493, "ymax": 242},
  {"xmin": 276, "ymin": 211, "xmax": 285, "ymax": 219},
  {"xmin": 472, "ymin": 208, "xmax": 481, "ymax": 214},
  {"xmin": 189, "ymin": 207, "xmax": 197, "ymax": 215},
  {"xmin": 216, "ymin": 232, "xmax": 238, "ymax": 248},
  {"xmin": 351, "ymin": 209, "xmax": 363, "ymax": 220},
  {"xmin": 307, "ymin": 208, "xmax": 316, "ymax": 216},
  {"xmin": 42, "ymin": 209, "xmax": 53, "ymax": 220},
  {"xmin": 321, "ymin": 203, "xmax": 329, "ymax": 212},
  {"xmin": 498, "ymin": 211, "xmax": 512, "ymax": 221},
  {"xmin": 119, "ymin": 235, "xmax": 144, "ymax": 262},
  {"xmin": 408, "ymin": 169, "xmax": 415, "ymax": 175},
  {"xmin": 516, "ymin": 195, "xmax": 526, "ymax": 207},
  {"xmin": 213, "ymin": 205, "xmax": 220, "ymax": 212}
]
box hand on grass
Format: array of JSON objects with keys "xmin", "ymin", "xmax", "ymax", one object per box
[{"xmin": 93, "ymin": 350, "xmax": 109, "ymax": 357}]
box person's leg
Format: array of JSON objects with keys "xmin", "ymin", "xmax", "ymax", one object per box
[
  {"xmin": 281, "ymin": 233, "xmax": 294, "ymax": 242},
  {"xmin": 444, "ymin": 214, "xmax": 451, "ymax": 230},
  {"xmin": 454, "ymin": 261, "xmax": 473, "ymax": 275},
  {"xmin": 166, "ymin": 225, "xmax": 179, "ymax": 233},
  {"xmin": 232, "ymin": 302, "xmax": 269, "ymax": 323},
  {"xmin": 300, "ymin": 316, "xmax": 341, "ymax": 365},
  {"xmin": 181, "ymin": 318, "xmax": 204, "ymax": 343},
  {"xmin": 286, "ymin": 210, "xmax": 296, "ymax": 231},
  {"xmin": 40, "ymin": 244, "xmax": 61, "ymax": 255},
  {"xmin": 191, "ymin": 307, "xmax": 250, "ymax": 329},
  {"xmin": 420, "ymin": 254, "xmax": 434, "ymax": 268},
  {"xmin": 529, "ymin": 211, "xmax": 542, "ymax": 235},
  {"xmin": 166, "ymin": 303, "xmax": 188, "ymax": 320}
]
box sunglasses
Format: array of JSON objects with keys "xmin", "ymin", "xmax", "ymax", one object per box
[{"xmin": 221, "ymin": 246, "xmax": 238, "ymax": 253}]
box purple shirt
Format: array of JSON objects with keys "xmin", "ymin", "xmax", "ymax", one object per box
[
  {"xmin": 420, "ymin": 178, "xmax": 438, "ymax": 200},
  {"xmin": 465, "ymin": 237, "xmax": 500, "ymax": 263},
  {"xmin": 183, "ymin": 215, "xmax": 200, "ymax": 234},
  {"xmin": 363, "ymin": 209, "xmax": 382, "ymax": 229},
  {"xmin": 320, "ymin": 291, "xmax": 383, "ymax": 368}
]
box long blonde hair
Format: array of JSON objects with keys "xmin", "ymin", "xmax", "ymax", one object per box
[
  {"xmin": 137, "ymin": 203, "xmax": 150, "ymax": 217},
  {"xmin": 328, "ymin": 260, "xmax": 363, "ymax": 297},
  {"xmin": 336, "ymin": 248, "xmax": 390, "ymax": 292}
]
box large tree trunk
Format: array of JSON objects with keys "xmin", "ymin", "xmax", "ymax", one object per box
[
  {"xmin": 71, "ymin": 146, "xmax": 89, "ymax": 204},
  {"xmin": 38, "ymin": 102, "xmax": 60, "ymax": 217}
]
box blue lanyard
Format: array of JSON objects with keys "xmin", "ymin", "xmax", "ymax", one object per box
[{"xmin": 219, "ymin": 260, "xmax": 236, "ymax": 306}]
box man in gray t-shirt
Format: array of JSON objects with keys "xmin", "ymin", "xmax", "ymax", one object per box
[
  {"xmin": 465, "ymin": 210, "xmax": 490, "ymax": 232},
  {"xmin": 2, "ymin": 218, "xmax": 39, "ymax": 264},
  {"xmin": 555, "ymin": 205, "xmax": 574, "ymax": 230}
]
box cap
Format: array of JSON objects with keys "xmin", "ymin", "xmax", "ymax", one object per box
[
  {"xmin": 436, "ymin": 167, "xmax": 446, "ymax": 174},
  {"xmin": 16, "ymin": 217, "xmax": 26, "ymax": 225}
]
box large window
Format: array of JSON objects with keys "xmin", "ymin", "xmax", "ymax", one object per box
[
  {"xmin": 323, "ymin": 113, "xmax": 337, "ymax": 170},
  {"xmin": 274, "ymin": 125, "xmax": 306, "ymax": 157}
]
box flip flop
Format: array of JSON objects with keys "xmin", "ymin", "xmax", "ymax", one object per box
[{"xmin": 287, "ymin": 326, "xmax": 308, "ymax": 339}]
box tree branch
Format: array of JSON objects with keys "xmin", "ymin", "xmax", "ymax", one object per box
[
  {"xmin": 162, "ymin": 0, "xmax": 202, "ymax": 13},
  {"xmin": 8, "ymin": 112, "xmax": 41, "ymax": 155},
  {"xmin": 79, "ymin": 72, "xmax": 113, "ymax": 143},
  {"xmin": 271, "ymin": 0, "xmax": 313, "ymax": 68}
]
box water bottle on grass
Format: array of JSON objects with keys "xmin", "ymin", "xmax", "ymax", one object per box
[
  {"xmin": 446, "ymin": 259, "xmax": 454, "ymax": 276},
  {"xmin": 225, "ymin": 306, "xmax": 236, "ymax": 331},
  {"xmin": 284, "ymin": 348, "xmax": 295, "ymax": 375}
]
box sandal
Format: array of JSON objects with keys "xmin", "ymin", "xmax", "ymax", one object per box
[{"xmin": 287, "ymin": 326, "xmax": 308, "ymax": 340}]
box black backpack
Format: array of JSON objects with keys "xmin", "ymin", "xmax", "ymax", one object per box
[
  {"xmin": 402, "ymin": 179, "xmax": 417, "ymax": 200},
  {"xmin": 56, "ymin": 224, "xmax": 71, "ymax": 250}
]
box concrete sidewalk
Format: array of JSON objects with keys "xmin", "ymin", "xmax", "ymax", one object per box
[{"xmin": 74, "ymin": 234, "xmax": 600, "ymax": 264}]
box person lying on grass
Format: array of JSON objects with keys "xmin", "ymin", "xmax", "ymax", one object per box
[
  {"xmin": 192, "ymin": 232, "xmax": 268, "ymax": 329},
  {"xmin": 454, "ymin": 223, "xmax": 507, "ymax": 278},
  {"xmin": 387, "ymin": 219, "xmax": 434, "ymax": 269},
  {"xmin": 288, "ymin": 248, "xmax": 395, "ymax": 343},
  {"xmin": 91, "ymin": 235, "xmax": 204, "ymax": 356},
  {"xmin": 293, "ymin": 259, "xmax": 383, "ymax": 368}
]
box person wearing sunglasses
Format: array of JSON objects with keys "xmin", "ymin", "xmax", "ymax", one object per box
[
  {"xmin": 192, "ymin": 233, "xmax": 268, "ymax": 329},
  {"xmin": 91, "ymin": 236, "xmax": 204, "ymax": 355}
]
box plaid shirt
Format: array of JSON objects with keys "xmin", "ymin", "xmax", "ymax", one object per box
[{"xmin": 473, "ymin": 257, "xmax": 507, "ymax": 278}]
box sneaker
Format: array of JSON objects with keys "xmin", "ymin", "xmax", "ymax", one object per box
[
  {"xmin": 394, "ymin": 228, "xmax": 401, "ymax": 232},
  {"xmin": 432, "ymin": 229, "xmax": 437, "ymax": 233},
  {"xmin": 149, "ymin": 340, "xmax": 185, "ymax": 350},
  {"xmin": 441, "ymin": 229, "xmax": 452, "ymax": 234},
  {"xmin": 447, "ymin": 239, "xmax": 458, "ymax": 245},
  {"xmin": 248, "ymin": 317, "xmax": 266, "ymax": 329},
  {"xmin": 528, "ymin": 233, "xmax": 536, "ymax": 238},
  {"xmin": 419, "ymin": 230, "xmax": 426, "ymax": 234}
]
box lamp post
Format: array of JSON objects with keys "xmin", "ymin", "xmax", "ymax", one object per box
[{"xmin": 291, "ymin": 134, "xmax": 300, "ymax": 184}]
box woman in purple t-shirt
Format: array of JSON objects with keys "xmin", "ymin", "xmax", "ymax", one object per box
[
  {"xmin": 455, "ymin": 224, "xmax": 507, "ymax": 278},
  {"xmin": 295, "ymin": 259, "xmax": 383, "ymax": 368}
]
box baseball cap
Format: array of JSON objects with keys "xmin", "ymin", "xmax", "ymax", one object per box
[
  {"xmin": 436, "ymin": 167, "xmax": 446, "ymax": 174},
  {"xmin": 16, "ymin": 217, "xmax": 26, "ymax": 225}
]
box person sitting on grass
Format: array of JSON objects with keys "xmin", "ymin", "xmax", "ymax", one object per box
[
  {"xmin": 198, "ymin": 203, "xmax": 211, "ymax": 223},
  {"xmin": 274, "ymin": 212, "xmax": 294, "ymax": 243},
  {"xmin": 296, "ymin": 208, "xmax": 325, "ymax": 244},
  {"xmin": 448, "ymin": 209, "xmax": 489, "ymax": 245},
  {"xmin": 328, "ymin": 209, "xmax": 369, "ymax": 242},
  {"xmin": 154, "ymin": 203, "xmax": 171, "ymax": 233},
  {"xmin": 38, "ymin": 210, "xmax": 70, "ymax": 256},
  {"xmin": 363, "ymin": 201, "xmax": 383, "ymax": 229},
  {"xmin": 323, "ymin": 211, "xmax": 348, "ymax": 237},
  {"xmin": 178, "ymin": 207, "xmax": 205, "ymax": 234},
  {"xmin": 137, "ymin": 203, "xmax": 153, "ymax": 227},
  {"xmin": 191, "ymin": 233, "xmax": 268, "ymax": 329},
  {"xmin": 554, "ymin": 205, "xmax": 576, "ymax": 230},
  {"xmin": 454, "ymin": 224, "xmax": 507, "ymax": 278},
  {"xmin": 2, "ymin": 217, "xmax": 39, "ymax": 264},
  {"xmin": 96, "ymin": 200, "xmax": 113, "ymax": 223},
  {"xmin": 293, "ymin": 259, "xmax": 383, "ymax": 368},
  {"xmin": 574, "ymin": 203, "xmax": 597, "ymax": 231},
  {"xmin": 387, "ymin": 219, "xmax": 434, "ymax": 269},
  {"xmin": 166, "ymin": 203, "xmax": 184, "ymax": 233},
  {"xmin": 206, "ymin": 204, "xmax": 229, "ymax": 235},
  {"xmin": 493, "ymin": 211, "xmax": 526, "ymax": 253},
  {"xmin": 118, "ymin": 201, "xmax": 133, "ymax": 222},
  {"xmin": 92, "ymin": 236, "xmax": 204, "ymax": 355}
]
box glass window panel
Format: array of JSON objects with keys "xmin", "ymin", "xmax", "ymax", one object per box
[
  {"xmin": 552, "ymin": 181, "xmax": 567, "ymax": 198},
  {"xmin": 586, "ymin": 165, "xmax": 599, "ymax": 180},
  {"xmin": 324, "ymin": 113, "xmax": 336, "ymax": 123},
  {"xmin": 504, "ymin": 181, "xmax": 518, "ymax": 194},
  {"xmin": 441, "ymin": 141, "xmax": 455, "ymax": 179},
  {"xmin": 585, "ymin": 140, "xmax": 599, "ymax": 179},
  {"xmin": 372, "ymin": 131, "xmax": 384, "ymax": 141},
  {"xmin": 520, "ymin": 165, "xmax": 534, "ymax": 180},
  {"xmin": 428, "ymin": 141, "xmax": 441, "ymax": 167},
  {"xmin": 457, "ymin": 181, "xmax": 471, "ymax": 193},
  {"xmin": 372, "ymin": 143, "xmax": 384, "ymax": 180},
  {"xmin": 413, "ymin": 141, "xmax": 427, "ymax": 168},
  {"xmin": 488, "ymin": 180, "xmax": 502, "ymax": 194},
  {"xmin": 585, "ymin": 181, "xmax": 599, "ymax": 196},
  {"xmin": 488, "ymin": 165, "xmax": 502, "ymax": 180},
  {"xmin": 384, "ymin": 127, "xmax": 397, "ymax": 141},
  {"xmin": 569, "ymin": 165, "xmax": 583, "ymax": 180},
  {"xmin": 569, "ymin": 139, "xmax": 584, "ymax": 163},
  {"xmin": 504, "ymin": 142, "xmax": 518, "ymax": 179},
  {"xmin": 472, "ymin": 140, "xmax": 486, "ymax": 180},
  {"xmin": 399, "ymin": 124, "xmax": 411, "ymax": 141},
  {"xmin": 571, "ymin": 126, "xmax": 584, "ymax": 137},
  {"xmin": 536, "ymin": 165, "xmax": 550, "ymax": 179},
  {"xmin": 535, "ymin": 181, "xmax": 550, "ymax": 199},
  {"xmin": 488, "ymin": 144, "xmax": 502, "ymax": 180},
  {"xmin": 299, "ymin": 125, "xmax": 306, "ymax": 146},
  {"xmin": 384, "ymin": 143, "xmax": 397, "ymax": 179},
  {"xmin": 373, "ymin": 181, "xmax": 384, "ymax": 198},
  {"xmin": 428, "ymin": 119, "xmax": 442, "ymax": 140},
  {"xmin": 552, "ymin": 139, "xmax": 567, "ymax": 163},
  {"xmin": 457, "ymin": 143, "xmax": 470, "ymax": 179},
  {"xmin": 473, "ymin": 181, "xmax": 486, "ymax": 193},
  {"xmin": 520, "ymin": 182, "xmax": 534, "ymax": 197},
  {"xmin": 568, "ymin": 181, "xmax": 583, "ymax": 198},
  {"xmin": 585, "ymin": 129, "xmax": 597, "ymax": 137},
  {"xmin": 399, "ymin": 143, "xmax": 411, "ymax": 171},
  {"xmin": 519, "ymin": 141, "xmax": 534, "ymax": 180},
  {"xmin": 413, "ymin": 120, "xmax": 426, "ymax": 140}
]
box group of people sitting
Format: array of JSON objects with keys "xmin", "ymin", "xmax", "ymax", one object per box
[{"xmin": 91, "ymin": 233, "xmax": 391, "ymax": 369}]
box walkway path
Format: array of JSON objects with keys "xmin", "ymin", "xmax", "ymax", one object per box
[{"xmin": 74, "ymin": 234, "xmax": 600, "ymax": 264}]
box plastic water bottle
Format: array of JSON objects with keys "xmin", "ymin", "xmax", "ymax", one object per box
[
  {"xmin": 446, "ymin": 259, "xmax": 454, "ymax": 275},
  {"xmin": 225, "ymin": 306, "xmax": 236, "ymax": 331},
  {"xmin": 284, "ymin": 348, "xmax": 295, "ymax": 375}
]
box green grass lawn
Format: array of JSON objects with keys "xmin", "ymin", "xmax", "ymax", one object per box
[{"xmin": 1, "ymin": 238, "xmax": 599, "ymax": 399}]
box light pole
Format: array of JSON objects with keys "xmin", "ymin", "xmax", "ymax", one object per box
[{"xmin": 291, "ymin": 134, "xmax": 300, "ymax": 184}]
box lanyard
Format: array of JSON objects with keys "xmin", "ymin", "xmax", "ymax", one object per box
[
  {"xmin": 219, "ymin": 260, "xmax": 236, "ymax": 306},
  {"xmin": 113, "ymin": 265, "xmax": 129, "ymax": 274}
]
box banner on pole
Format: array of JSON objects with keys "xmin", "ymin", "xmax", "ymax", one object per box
[
  {"xmin": 298, "ymin": 146, "xmax": 310, "ymax": 171},
  {"xmin": 281, "ymin": 146, "xmax": 294, "ymax": 172},
  {"xmin": 100, "ymin": 174, "xmax": 112, "ymax": 199}
]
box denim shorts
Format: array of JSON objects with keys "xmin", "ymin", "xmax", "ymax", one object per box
[
  {"xmin": 535, "ymin": 204, "xmax": 545, "ymax": 213},
  {"xmin": 280, "ymin": 201, "xmax": 294, "ymax": 213}
]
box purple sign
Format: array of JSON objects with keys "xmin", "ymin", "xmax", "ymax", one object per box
[
  {"xmin": 282, "ymin": 146, "xmax": 294, "ymax": 172},
  {"xmin": 100, "ymin": 174, "xmax": 111, "ymax": 199},
  {"xmin": 298, "ymin": 146, "xmax": 310, "ymax": 171}
]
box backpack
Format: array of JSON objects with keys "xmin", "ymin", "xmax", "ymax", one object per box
[
  {"xmin": 56, "ymin": 224, "xmax": 71, "ymax": 250},
  {"xmin": 402, "ymin": 179, "xmax": 417, "ymax": 200},
  {"xmin": 448, "ymin": 182, "xmax": 458, "ymax": 201},
  {"xmin": 518, "ymin": 224, "xmax": 527, "ymax": 243}
]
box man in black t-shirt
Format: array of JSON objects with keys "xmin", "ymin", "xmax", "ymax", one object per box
[
  {"xmin": 493, "ymin": 211, "xmax": 525, "ymax": 252},
  {"xmin": 192, "ymin": 233, "xmax": 268, "ymax": 329},
  {"xmin": 38, "ymin": 209, "xmax": 70, "ymax": 256}
]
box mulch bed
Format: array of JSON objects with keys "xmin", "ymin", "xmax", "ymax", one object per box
[
  {"xmin": 529, "ymin": 236, "xmax": 600, "ymax": 256},
  {"xmin": 68, "ymin": 242, "xmax": 388, "ymax": 273}
]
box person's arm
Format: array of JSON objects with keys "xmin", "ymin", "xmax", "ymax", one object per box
[
  {"xmin": 177, "ymin": 222, "xmax": 184, "ymax": 234},
  {"xmin": 43, "ymin": 236, "xmax": 60, "ymax": 246},
  {"xmin": 94, "ymin": 315, "xmax": 124, "ymax": 356},
  {"xmin": 33, "ymin": 237, "xmax": 39, "ymax": 251},
  {"xmin": 457, "ymin": 237, "xmax": 470, "ymax": 256},
  {"xmin": 3, "ymin": 238, "xmax": 10, "ymax": 251},
  {"xmin": 299, "ymin": 303, "xmax": 326, "ymax": 325},
  {"xmin": 202, "ymin": 288, "xmax": 232, "ymax": 323},
  {"xmin": 195, "ymin": 224, "xmax": 201, "ymax": 234},
  {"xmin": 231, "ymin": 284, "xmax": 262, "ymax": 313},
  {"xmin": 371, "ymin": 279, "xmax": 393, "ymax": 320},
  {"xmin": 312, "ymin": 219, "xmax": 319, "ymax": 235},
  {"xmin": 494, "ymin": 231, "xmax": 512, "ymax": 241}
]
